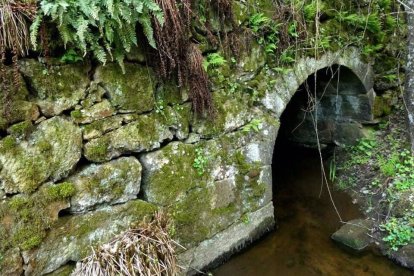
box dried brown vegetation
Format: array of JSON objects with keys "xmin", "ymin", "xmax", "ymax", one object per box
[
  {"xmin": 72, "ymin": 211, "xmax": 183, "ymax": 276},
  {"xmin": 0, "ymin": 0, "xmax": 37, "ymax": 119},
  {"xmin": 151, "ymin": 0, "xmax": 215, "ymax": 116}
]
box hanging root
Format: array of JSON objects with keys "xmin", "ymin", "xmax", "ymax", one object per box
[
  {"xmin": 72, "ymin": 211, "xmax": 184, "ymax": 276},
  {"xmin": 187, "ymin": 43, "xmax": 214, "ymax": 116},
  {"xmin": 151, "ymin": 0, "xmax": 213, "ymax": 116}
]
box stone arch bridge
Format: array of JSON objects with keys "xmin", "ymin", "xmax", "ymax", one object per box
[{"xmin": 0, "ymin": 48, "xmax": 374, "ymax": 275}]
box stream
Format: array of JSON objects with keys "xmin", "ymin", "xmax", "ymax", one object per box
[{"xmin": 213, "ymin": 144, "xmax": 412, "ymax": 276}]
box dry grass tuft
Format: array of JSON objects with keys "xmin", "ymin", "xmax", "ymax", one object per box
[
  {"xmin": 72, "ymin": 211, "xmax": 184, "ymax": 276},
  {"xmin": 0, "ymin": 0, "xmax": 36, "ymax": 58},
  {"xmin": 0, "ymin": 0, "xmax": 36, "ymax": 120}
]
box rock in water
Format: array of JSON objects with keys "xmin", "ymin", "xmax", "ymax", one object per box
[{"xmin": 331, "ymin": 219, "xmax": 374, "ymax": 251}]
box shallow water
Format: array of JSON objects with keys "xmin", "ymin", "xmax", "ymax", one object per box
[{"xmin": 213, "ymin": 146, "xmax": 412, "ymax": 276}]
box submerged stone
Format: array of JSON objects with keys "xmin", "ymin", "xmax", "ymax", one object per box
[
  {"xmin": 331, "ymin": 219, "xmax": 374, "ymax": 251},
  {"xmin": 19, "ymin": 59, "xmax": 90, "ymax": 116},
  {"xmin": 0, "ymin": 117, "xmax": 82, "ymax": 194},
  {"xmin": 67, "ymin": 157, "xmax": 142, "ymax": 213}
]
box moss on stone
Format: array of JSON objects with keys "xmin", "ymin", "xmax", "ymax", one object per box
[
  {"xmin": 84, "ymin": 137, "xmax": 110, "ymax": 162},
  {"xmin": 0, "ymin": 136, "xmax": 17, "ymax": 152},
  {"xmin": 18, "ymin": 59, "xmax": 90, "ymax": 116},
  {"xmin": 193, "ymin": 90, "xmax": 251, "ymax": 137},
  {"xmin": 0, "ymin": 117, "xmax": 82, "ymax": 194},
  {"xmin": 24, "ymin": 200, "xmax": 157, "ymax": 275},
  {"xmin": 7, "ymin": 121, "xmax": 33, "ymax": 138},
  {"xmin": 145, "ymin": 142, "xmax": 208, "ymax": 206},
  {"xmin": 45, "ymin": 182, "xmax": 76, "ymax": 201},
  {"xmin": 70, "ymin": 110, "xmax": 83, "ymax": 120},
  {"xmin": 0, "ymin": 182, "xmax": 75, "ymax": 253},
  {"xmin": 94, "ymin": 63, "xmax": 155, "ymax": 113}
]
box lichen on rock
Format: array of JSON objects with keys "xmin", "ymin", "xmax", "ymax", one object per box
[
  {"xmin": 0, "ymin": 68, "xmax": 39, "ymax": 131},
  {"xmin": 0, "ymin": 182, "xmax": 75, "ymax": 257},
  {"xmin": 84, "ymin": 106, "xmax": 190, "ymax": 162},
  {"xmin": 67, "ymin": 157, "xmax": 142, "ymax": 213}
]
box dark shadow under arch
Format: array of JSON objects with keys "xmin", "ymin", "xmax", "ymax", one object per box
[{"xmin": 278, "ymin": 64, "xmax": 373, "ymax": 148}]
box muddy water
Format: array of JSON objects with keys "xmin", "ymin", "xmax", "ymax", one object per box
[{"xmin": 213, "ymin": 146, "xmax": 412, "ymax": 276}]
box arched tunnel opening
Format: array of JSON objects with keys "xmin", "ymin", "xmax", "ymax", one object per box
[
  {"xmin": 214, "ymin": 66, "xmax": 410, "ymax": 275},
  {"xmin": 268, "ymin": 65, "xmax": 367, "ymax": 275}
]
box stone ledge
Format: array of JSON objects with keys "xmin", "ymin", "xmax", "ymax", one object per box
[{"xmin": 178, "ymin": 202, "xmax": 275, "ymax": 275}]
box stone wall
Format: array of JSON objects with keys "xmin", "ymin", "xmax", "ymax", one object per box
[{"xmin": 0, "ymin": 46, "xmax": 373, "ymax": 275}]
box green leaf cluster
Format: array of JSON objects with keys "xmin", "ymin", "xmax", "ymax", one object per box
[
  {"xmin": 31, "ymin": 0, "xmax": 164, "ymax": 71},
  {"xmin": 381, "ymin": 216, "xmax": 414, "ymax": 251},
  {"xmin": 248, "ymin": 13, "xmax": 281, "ymax": 56}
]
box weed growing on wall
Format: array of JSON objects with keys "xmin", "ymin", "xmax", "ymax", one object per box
[{"xmin": 193, "ymin": 148, "xmax": 208, "ymax": 176}]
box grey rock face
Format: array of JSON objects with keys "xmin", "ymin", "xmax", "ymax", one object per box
[
  {"xmin": 0, "ymin": 248, "xmax": 24, "ymax": 276},
  {"xmin": 68, "ymin": 157, "xmax": 142, "ymax": 213}
]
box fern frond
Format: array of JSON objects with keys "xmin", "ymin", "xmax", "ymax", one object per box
[{"xmin": 32, "ymin": 0, "xmax": 163, "ymax": 70}]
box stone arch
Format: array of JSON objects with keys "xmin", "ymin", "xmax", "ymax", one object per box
[
  {"xmin": 278, "ymin": 63, "xmax": 374, "ymax": 147},
  {"xmin": 261, "ymin": 48, "xmax": 374, "ymax": 121},
  {"xmin": 180, "ymin": 49, "xmax": 375, "ymax": 273}
]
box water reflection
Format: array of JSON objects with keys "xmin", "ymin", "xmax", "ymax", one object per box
[{"xmin": 213, "ymin": 146, "xmax": 412, "ymax": 276}]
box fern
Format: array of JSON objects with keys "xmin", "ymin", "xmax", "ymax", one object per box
[{"xmin": 31, "ymin": 0, "xmax": 164, "ymax": 70}]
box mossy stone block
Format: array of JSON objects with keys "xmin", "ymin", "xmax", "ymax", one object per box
[
  {"xmin": 19, "ymin": 59, "xmax": 90, "ymax": 116},
  {"xmin": 95, "ymin": 63, "xmax": 155, "ymax": 113}
]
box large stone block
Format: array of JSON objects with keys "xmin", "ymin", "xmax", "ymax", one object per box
[
  {"xmin": 0, "ymin": 69, "xmax": 39, "ymax": 131},
  {"xmin": 67, "ymin": 157, "xmax": 142, "ymax": 213},
  {"xmin": 0, "ymin": 117, "xmax": 82, "ymax": 194},
  {"xmin": 84, "ymin": 105, "xmax": 190, "ymax": 162}
]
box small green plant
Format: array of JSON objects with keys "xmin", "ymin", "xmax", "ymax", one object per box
[
  {"xmin": 155, "ymin": 100, "xmax": 165, "ymax": 114},
  {"xmin": 381, "ymin": 216, "xmax": 414, "ymax": 251},
  {"xmin": 337, "ymin": 11, "xmax": 382, "ymax": 34},
  {"xmin": 193, "ymin": 148, "xmax": 208, "ymax": 176},
  {"xmin": 303, "ymin": 1, "xmax": 317, "ymax": 21},
  {"xmin": 379, "ymin": 153, "xmax": 399, "ymax": 177},
  {"xmin": 288, "ymin": 21, "xmax": 299, "ymax": 38},
  {"xmin": 242, "ymin": 119, "xmax": 261, "ymax": 133},
  {"xmin": 241, "ymin": 214, "xmax": 250, "ymax": 224},
  {"xmin": 249, "ymin": 13, "xmax": 271, "ymax": 33},
  {"xmin": 248, "ymin": 13, "xmax": 281, "ymax": 56},
  {"xmin": 203, "ymin": 53, "xmax": 226, "ymax": 71},
  {"xmin": 280, "ymin": 49, "xmax": 295, "ymax": 64},
  {"xmin": 60, "ymin": 49, "xmax": 83, "ymax": 64},
  {"xmin": 329, "ymin": 158, "xmax": 336, "ymax": 182}
]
